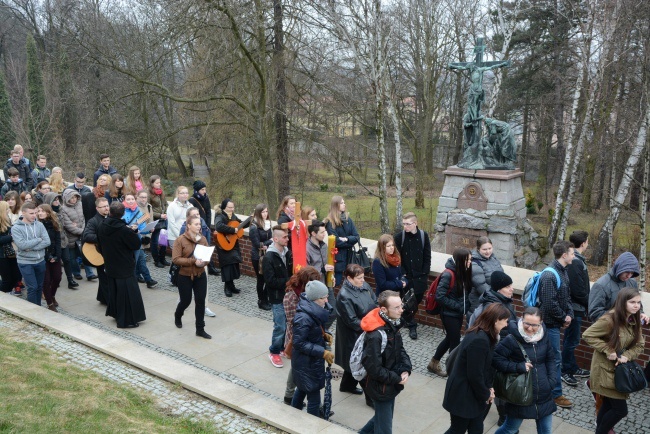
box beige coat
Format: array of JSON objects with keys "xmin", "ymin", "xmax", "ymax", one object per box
[{"xmin": 582, "ymin": 312, "xmax": 645, "ymax": 399}]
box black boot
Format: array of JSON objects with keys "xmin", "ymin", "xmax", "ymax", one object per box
[
  {"xmin": 159, "ymin": 247, "xmax": 170, "ymax": 266},
  {"xmin": 224, "ymin": 282, "xmax": 233, "ymax": 297},
  {"xmin": 174, "ymin": 313, "xmax": 182, "ymax": 328},
  {"xmin": 208, "ymin": 263, "xmax": 221, "ymax": 276},
  {"xmin": 196, "ymin": 329, "xmax": 212, "ymax": 339}
]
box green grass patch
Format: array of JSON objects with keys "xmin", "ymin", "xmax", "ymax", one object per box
[{"xmin": 0, "ymin": 335, "xmax": 222, "ymax": 434}]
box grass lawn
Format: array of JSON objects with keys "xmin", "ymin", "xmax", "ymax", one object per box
[{"xmin": 0, "ymin": 334, "xmax": 220, "ymax": 434}]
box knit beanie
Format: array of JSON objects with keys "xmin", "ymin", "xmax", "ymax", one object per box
[
  {"xmin": 490, "ymin": 271, "xmax": 513, "ymax": 291},
  {"xmin": 193, "ymin": 180, "xmax": 207, "ymax": 192},
  {"xmin": 305, "ymin": 280, "xmax": 329, "ymax": 301}
]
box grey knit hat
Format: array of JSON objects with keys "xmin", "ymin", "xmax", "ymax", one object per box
[{"xmin": 305, "ymin": 280, "xmax": 329, "ymax": 301}]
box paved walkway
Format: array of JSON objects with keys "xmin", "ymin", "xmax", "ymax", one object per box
[{"xmin": 2, "ymin": 259, "xmax": 648, "ymax": 433}]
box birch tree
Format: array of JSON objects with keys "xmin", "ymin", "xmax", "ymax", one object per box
[{"xmin": 638, "ymin": 143, "xmax": 649, "ymax": 289}]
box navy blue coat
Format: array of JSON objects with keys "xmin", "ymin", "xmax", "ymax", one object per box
[
  {"xmin": 325, "ymin": 214, "xmax": 359, "ymax": 279},
  {"xmin": 492, "ymin": 324, "xmax": 557, "ymax": 420},
  {"xmin": 371, "ymin": 258, "xmax": 406, "ymax": 296},
  {"xmin": 291, "ymin": 294, "xmax": 331, "ymax": 393}
]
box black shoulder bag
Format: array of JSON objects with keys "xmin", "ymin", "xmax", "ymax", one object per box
[
  {"xmin": 347, "ymin": 240, "xmax": 371, "ymax": 274},
  {"xmin": 493, "ymin": 340, "xmax": 534, "ymax": 406},
  {"xmin": 169, "ymin": 244, "xmax": 196, "ymax": 287},
  {"xmin": 614, "ymin": 348, "xmax": 647, "ymax": 393}
]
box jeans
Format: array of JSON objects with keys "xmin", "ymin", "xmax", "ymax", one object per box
[
  {"xmin": 175, "ymin": 273, "xmax": 207, "ymax": 330},
  {"xmin": 596, "ymin": 397, "xmax": 627, "ymax": 434},
  {"xmin": 18, "ymin": 260, "xmax": 46, "ymax": 306},
  {"xmin": 359, "ymin": 398, "xmax": 395, "ymax": 434},
  {"xmin": 269, "ymin": 302, "xmax": 286, "ymax": 354},
  {"xmin": 69, "ymin": 244, "xmax": 95, "ymax": 277},
  {"xmin": 434, "ymin": 314, "xmax": 463, "ymax": 360},
  {"xmin": 444, "ymin": 413, "xmax": 483, "ymax": 434},
  {"xmin": 291, "ymin": 388, "xmax": 321, "ymax": 417},
  {"xmin": 562, "ymin": 315, "xmax": 582, "ymax": 374},
  {"xmin": 495, "ymin": 413, "xmax": 552, "ymax": 434},
  {"xmin": 134, "ymin": 249, "xmax": 152, "ymax": 282},
  {"xmin": 546, "ymin": 327, "xmax": 563, "ymax": 398}
]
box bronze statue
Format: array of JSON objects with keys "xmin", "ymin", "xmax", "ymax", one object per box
[{"xmin": 449, "ymin": 38, "xmax": 516, "ymax": 170}]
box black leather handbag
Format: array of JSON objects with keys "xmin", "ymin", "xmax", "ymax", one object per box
[
  {"xmin": 493, "ymin": 340, "xmax": 534, "ymax": 406},
  {"xmin": 615, "ymin": 349, "xmax": 648, "ymax": 393},
  {"xmin": 347, "ymin": 241, "xmax": 371, "ymax": 274}
]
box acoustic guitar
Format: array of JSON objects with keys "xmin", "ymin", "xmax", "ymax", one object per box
[
  {"xmin": 81, "ymin": 212, "xmax": 151, "ymax": 267},
  {"xmin": 214, "ymin": 215, "xmax": 253, "ymax": 251}
]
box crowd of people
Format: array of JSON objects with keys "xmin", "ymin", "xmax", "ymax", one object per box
[{"xmin": 1, "ymin": 146, "xmax": 648, "ymax": 434}]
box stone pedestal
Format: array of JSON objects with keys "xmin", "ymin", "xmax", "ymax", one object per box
[{"xmin": 432, "ymin": 166, "xmax": 540, "ymax": 268}]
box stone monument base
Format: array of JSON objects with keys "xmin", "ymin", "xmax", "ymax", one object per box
[{"xmin": 432, "ymin": 166, "xmax": 541, "ymax": 268}]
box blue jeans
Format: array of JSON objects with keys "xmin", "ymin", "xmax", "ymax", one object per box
[
  {"xmin": 269, "ymin": 303, "xmax": 286, "ymax": 354},
  {"xmin": 495, "ymin": 413, "xmax": 552, "ymax": 434},
  {"xmin": 134, "ymin": 250, "xmax": 152, "ymax": 282},
  {"xmin": 291, "ymin": 388, "xmax": 321, "ymax": 417},
  {"xmin": 359, "ymin": 398, "xmax": 395, "ymax": 434},
  {"xmin": 546, "ymin": 327, "xmax": 563, "ymax": 398},
  {"xmin": 18, "ymin": 260, "xmax": 46, "ymax": 306},
  {"xmin": 562, "ymin": 315, "xmax": 582, "ymax": 374}
]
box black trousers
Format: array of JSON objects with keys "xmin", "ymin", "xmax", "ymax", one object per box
[
  {"xmin": 434, "ymin": 314, "xmax": 463, "ymax": 360},
  {"xmin": 340, "ymin": 370, "xmax": 360, "ymax": 391},
  {"xmin": 175, "ymin": 273, "xmax": 207, "ymax": 330},
  {"xmin": 445, "ymin": 413, "xmax": 483, "ymax": 434},
  {"xmin": 251, "ymin": 259, "xmax": 268, "ymax": 303},
  {"xmin": 0, "ymin": 257, "xmax": 21, "ymax": 293},
  {"xmin": 596, "ymin": 397, "xmax": 627, "ymax": 434},
  {"xmin": 404, "ymin": 278, "xmax": 427, "ymax": 329}
]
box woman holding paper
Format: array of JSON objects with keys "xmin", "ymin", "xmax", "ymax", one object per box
[{"xmin": 173, "ymin": 214, "xmax": 211, "ymax": 339}]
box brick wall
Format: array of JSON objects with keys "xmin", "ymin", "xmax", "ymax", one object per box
[{"xmin": 213, "ymin": 236, "xmax": 650, "ymax": 369}]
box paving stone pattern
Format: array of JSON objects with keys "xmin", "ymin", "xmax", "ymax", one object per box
[
  {"xmin": 0, "ymin": 311, "xmax": 281, "ymax": 434},
  {"xmin": 11, "ymin": 255, "xmax": 650, "ymax": 433}
]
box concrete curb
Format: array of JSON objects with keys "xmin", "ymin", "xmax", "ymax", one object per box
[{"xmin": 0, "ymin": 292, "xmax": 352, "ymax": 434}]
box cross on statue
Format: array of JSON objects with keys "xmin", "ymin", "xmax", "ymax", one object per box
[{"xmin": 448, "ymin": 37, "xmax": 514, "ymax": 170}]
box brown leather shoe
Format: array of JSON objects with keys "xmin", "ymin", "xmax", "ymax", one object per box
[
  {"xmin": 554, "ymin": 395, "xmax": 573, "ymax": 408},
  {"xmin": 47, "ymin": 304, "xmax": 58, "ymax": 313}
]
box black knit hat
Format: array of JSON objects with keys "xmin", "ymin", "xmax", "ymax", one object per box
[
  {"xmin": 490, "ymin": 271, "xmax": 513, "ymax": 291},
  {"xmin": 193, "ymin": 180, "xmax": 206, "ymax": 192}
]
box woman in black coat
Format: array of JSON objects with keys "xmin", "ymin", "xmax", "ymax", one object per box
[
  {"xmin": 38, "ymin": 204, "xmax": 62, "ymax": 312},
  {"xmin": 290, "ymin": 281, "xmax": 333, "ymax": 417},
  {"xmin": 213, "ymin": 198, "xmax": 248, "ymax": 297},
  {"xmin": 443, "ymin": 303, "xmax": 510, "ymax": 434},
  {"xmin": 492, "ymin": 307, "xmax": 557, "ymax": 434},
  {"xmin": 250, "ymin": 203, "xmax": 273, "ymax": 310},
  {"xmin": 323, "ymin": 195, "xmax": 359, "ymax": 286},
  {"xmin": 335, "ymin": 263, "xmax": 377, "ymax": 401}
]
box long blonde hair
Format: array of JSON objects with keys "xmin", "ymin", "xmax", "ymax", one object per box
[
  {"xmin": 0, "ymin": 201, "xmax": 11, "ymax": 232},
  {"xmin": 49, "ymin": 172, "xmax": 66, "ymax": 194},
  {"xmin": 324, "ymin": 195, "xmax": 347, "ymax": 227}
]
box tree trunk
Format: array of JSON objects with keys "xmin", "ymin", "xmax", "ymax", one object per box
[
  {"xmin": 273, "ymin": 0, "xmax": 290, "ymax": 199},
  {"xmin": 387, "ymin": 92, "xmax": 403, "ymax": 231},
  {"xmin": 581, "ymin": 154, "xmax": 596, "ymax": 212},
  {"xmin": 638, "ymin": 143, "xmax": 649, "ymax": 289},
  {"xmin": 591, "ymin": 97, "xmax": 650, "ymax": 265}
]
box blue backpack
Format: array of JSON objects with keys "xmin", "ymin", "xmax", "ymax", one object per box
[{"xmin": 522, "ymin": 267, "xmax": 561, "ymax": 307}]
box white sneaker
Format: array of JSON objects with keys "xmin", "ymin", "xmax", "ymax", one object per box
[{"xmin": 205, "ymin": 307, "xmax": 216, "ymax": 317}]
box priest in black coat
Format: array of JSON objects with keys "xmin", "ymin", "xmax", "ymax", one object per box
[
  {"xmin": 82, "ymin": 196, "xmax": 110, "ymax": 305},
  {"xmin": 97, "ymin": 201, "xmax": 146, "ymax": 328}
]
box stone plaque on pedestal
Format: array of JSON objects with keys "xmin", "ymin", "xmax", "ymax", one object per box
[{"xmin": 446, "ymin": 227, "xmax": 488, "ymax": 253}]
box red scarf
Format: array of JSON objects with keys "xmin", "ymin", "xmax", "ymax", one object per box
[
  {"xmin": 124, "ymin": 202, "xmax": 138, "ymax": 211},
  {"xmin": 153, "ymin": 188, "xmax": 163, "ymax": 195},
  {"xmin": 386, "ymin": 253, "xmax": 401, "ymax": 267}
]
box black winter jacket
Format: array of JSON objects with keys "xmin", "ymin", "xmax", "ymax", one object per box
[
  {"xmin": 476, "ymin": 289, "xmax": 517, "ymax": 337},
  {"xmin": 42, "ymin": 220, "xmax": 62, "ymax": 262},
  {"xmin": 262, "ymin": 246, "xmax": 293, "ymax": 303},
  {"xmin": 360, "ymin": 308, "xmax": 412, "ymax": 402},
  {"xmin": 0, "ymin": 227, "xmax": 14, "ymax": 259},
  {"xmin": 97, "ymin": 216, "xmax": 141, "ymax": 278},
  {"xmin": 325, "ymin": 214, "xmax": 359, "ymax": 276},
  {"xmin": 538, "ymin": 260, "xmax": 573, "ymax": 328},
  {"xmin": 435, "ymin": 257, "xmax": 470, "ymax": 318},
  {"xmin": 189, "ymin": 194, "xmax": 212, "ymax": 228},
  {"xmin": 443, "ymin": 330, "xmax": 494, "ymax": 419},
  {"xmin": 567, "ymin": 251, "xmax": 590, "ymax": 315},
  {"xmin": 249, "ymin": 222, "xmax": 272, "ymax": 262},
  {"xmin": 214, "ymin": 211, "xmax": 246, "ymax": 266},
  {"xmin": 291, "ymin": 294, "xmax": 331, "ymax": 393},
  {"xmin": 492, "ymin": 324, "xmax": 557, "ymax": 420},
  {"xmin": 394, "ymin": 228, "xmax": 431, "ymax": 292}
]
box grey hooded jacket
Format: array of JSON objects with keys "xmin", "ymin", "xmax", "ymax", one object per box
[
  {"xmin": 588, "ymin": 252, "xmax": 640, "ymax": 321},
  {"xmin": 469, "ymin": 250, "xmax": 504, "ymax": 312}
]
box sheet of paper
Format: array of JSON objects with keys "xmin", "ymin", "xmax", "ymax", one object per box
[
  {"xmin": 194, "ymin": 244, "xmax": 215, "ymax": 262},
  {"xmin": 142, "ymin": 220, "xmax": 159, "ymax": 234}
]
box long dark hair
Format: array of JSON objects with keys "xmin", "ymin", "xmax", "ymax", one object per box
[
  {"xmin": 452, "ymin": 247, "xmax": 472, "ymax": 297},
  {"xmin": 253, "ymin": 203, "xmax": 269, "ymax": 228},
  {"xmin": 606, "ymin": 287, "xmax": 642, "ymax": 351},
  {"xmin": 467, "ymin": 303, "xmax": 510, "ymax": 345}
]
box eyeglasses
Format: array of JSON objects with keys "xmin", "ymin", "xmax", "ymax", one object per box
[
  {"xmin": 403, "ymin": 222, "xmax": 415, "ymax": 226},
  {"xmin": 523, "ymin": 322, "xmax": 541, "ymax": 329}
]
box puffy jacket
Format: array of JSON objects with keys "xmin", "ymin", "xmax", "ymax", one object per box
[
  {"xmin": 335, "ymin": 278, "xmax": 377, "ymax": 372},
  {"xmin": 475, "ymin": 289, "xmax": 517, "ymax": 337},
  {"xmin": 1, "ymin": 180, "xmax": 27, "ymax": 196},
  {"xmin": 435, "ymin": 257, "xmax": 470, "ymax": 318},
  {"xmin": 538, "ymin": 260, "xmax": 573, "ymax": 328},
  {"xmin": 11, "ymin": 219, "xmax": 50, "ymax": 264},
  {"xmin": 291, "ymin": 294, "xmax": 331, "ymax": 393},
  {"xmin": 3, "ymin": 160, "xmax": 33, "ymax": 190},
  {"xmin": 469, "ymin": 250, "xmax": 504, "ymax": 311},
  {"xmin": 588, "ymin": 252, "xmax": 640, "ymax": 321},
  {"xmin": 249, "ymin": 222, "xmax": 272, "ymax": 262},
  {"xmin": 492, "ymin": 324, "xmax": 557, "ymax": 420},
  {"xmin": 41, "ymin": 219, "xmax": 62, "ymax": 262},
  {"xmin": 60, "ymin": 189, "xmax": 84, "ymax": 247},
  {"xmin": 262, "ymin": 245, "xmax": 293, "ymax": 303},
  {"xmin": 371, "ymin": 257, "xmax": 406, "ymax": 296},
  {"xmin": 324, "ymin": 214, "xmax": 359, "ymax": 278},
  {"xmin": 567, "ymin": 251, "xmax": 590, "ymax": 315},
  {"xmin": 360, "ymin": 308, "xmax": 412, "ymax": 402},
  {"xmin": 166, "ymin": 198, "xmax": 191, "ymax": 241}
]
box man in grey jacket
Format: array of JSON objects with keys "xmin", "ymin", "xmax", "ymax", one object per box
[
  {"xmin": 12, "ymin": 202, "xmax": 50, "ymax": 305},
  {"xmin": 306, "ymin": 220, "xmax": 336, "ymax": 325}
]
